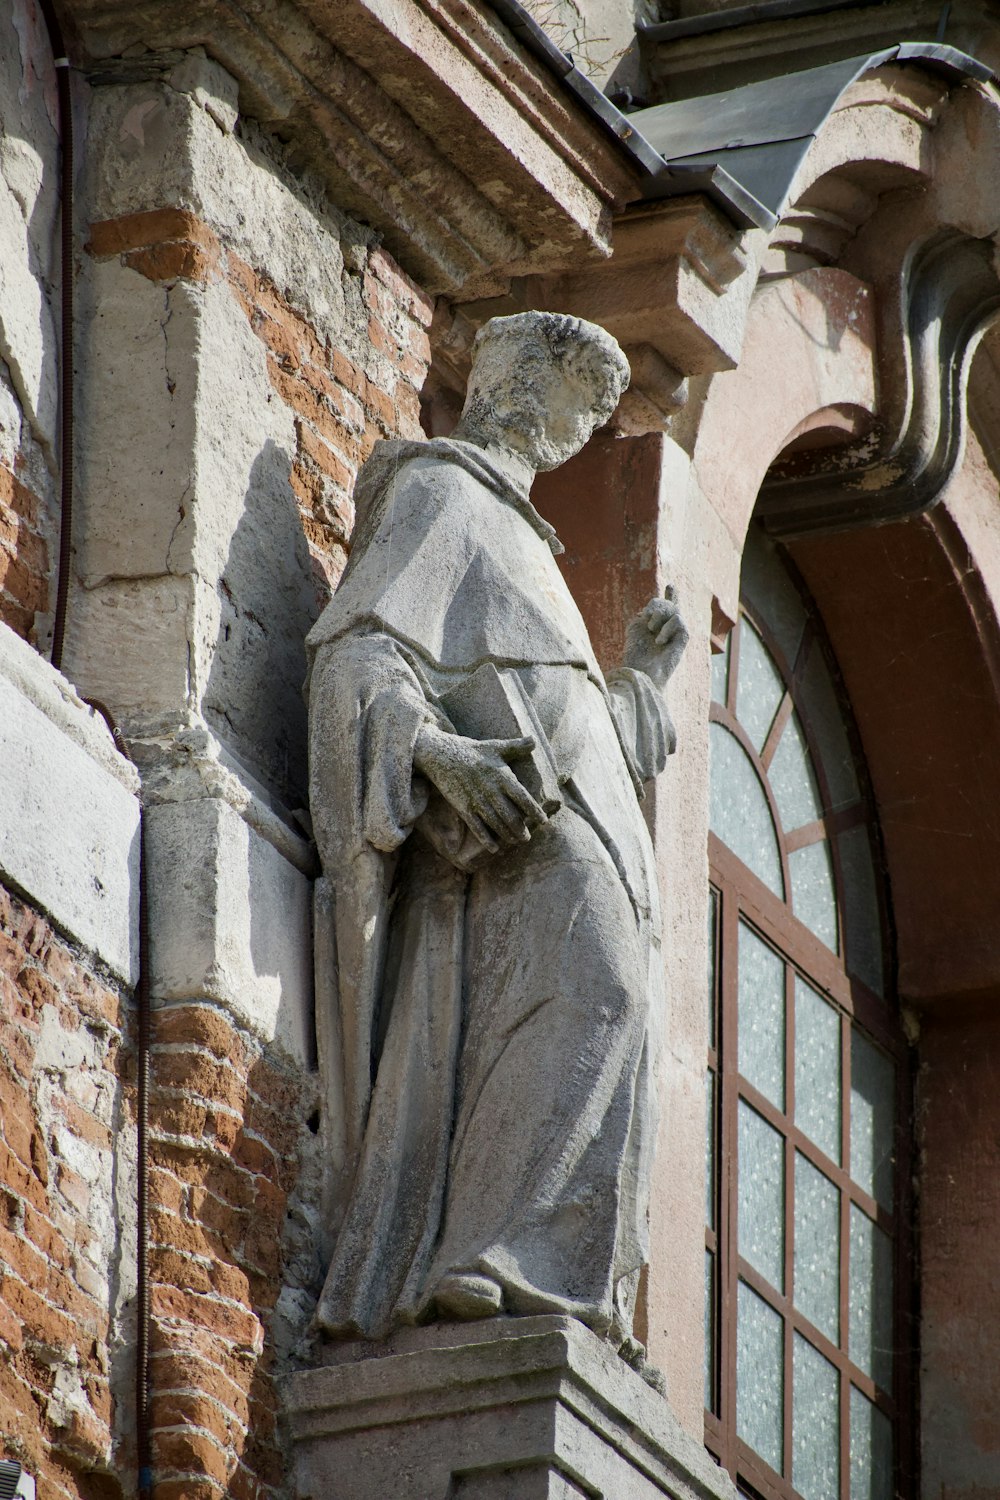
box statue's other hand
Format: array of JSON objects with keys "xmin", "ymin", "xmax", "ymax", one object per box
[
  {"xmin": 623, "ymin": 586, "xmax": 689, "ymax": 690},
  {"xmin": 413, "ymin": 725, "xmax": 546, "ymax": 852}
]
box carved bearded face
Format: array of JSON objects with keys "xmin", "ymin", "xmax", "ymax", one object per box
[{"xmin": 458, "ymin": 312, "xmax": 630, "ymax": 472}]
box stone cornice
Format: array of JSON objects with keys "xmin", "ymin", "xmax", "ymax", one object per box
[{"xmin": 60, "ymin": 0, "xmax": 644, "ymax": 295}]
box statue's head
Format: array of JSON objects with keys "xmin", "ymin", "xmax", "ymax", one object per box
[{"xmin": 456, "ymin": 312, "xmax": 630, "ymax": 471}]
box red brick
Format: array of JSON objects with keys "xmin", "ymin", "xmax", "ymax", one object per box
[
  {"xmin": 156, "ymin": 1426, "xmax": 234, "ymax": 1489},
  {"xmin": 296, "ymin": 420, "xmax": 356, "ymax": 492},
  {"xmin": 153, "ymin": 1004, "xmax": 247, "ymax": 1064},
  {"xmin": 156, "ymin": 1482, "xmax": 225, "ymax": 1500},
  {"xmin": 0, "ymin": 545, "xmax": 46, "ymax": 614},
  {"xmin": 56, "ymin": 1164, "xmax": 91, "ymax": 1214},
  {"xmin": 0, "ymin": 464, "xmax": 41, "ymax": 525},
  {"xmin": 367, "ymin": 245, "xmax": 435, "ymax": 324},
  {"xmin": 123, "ymin": 240, "xmax": 219, "ymax": 284},
  {"xmin": 367, "ymin": 314, "xmax": 400, "ymax": 360},
  {"xmin": 330, "ymin": 348, "xmax": 366, "ymax": 400},
  {"xmin": 87, "ymin": 208, "xmax": 221, "ymax": 260},
  {"xmin": 152, "ymin": 1283, "xmax": 264, "ymax": 1350}
]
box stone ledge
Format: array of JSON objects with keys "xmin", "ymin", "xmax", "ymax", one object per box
[
  {"xmin": 284, "ymin": 1316, "xmax": 737, "ymax": 1500},
  {"xmin": 0, "ymin": 623, "xmax": 140, "ymax": 983}
]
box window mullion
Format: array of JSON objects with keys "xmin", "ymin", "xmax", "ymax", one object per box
[{"xmin": 720, "ymin": 879, "xmax": 741, "ymax": 1467}]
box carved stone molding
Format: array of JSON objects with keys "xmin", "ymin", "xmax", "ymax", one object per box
[
  {"xmin": 758, "ymin": 230, "xmax": 1000, "ymax": 538},
  {"xmin": 427, "ymin": 196, "xmax": 754, "ymax": 432},
  {"xmin": 60, "ymin": 0, "xmax": 644, "ymax": 295}
]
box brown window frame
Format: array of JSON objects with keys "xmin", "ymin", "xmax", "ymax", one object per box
[{"xmin": 705, "ymin": 599, "xmax": 915, "ymax": 1500}]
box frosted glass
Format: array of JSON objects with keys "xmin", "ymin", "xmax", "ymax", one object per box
[
  {"xmin": 770, "ymin": 711, "xmax": 824, "ymax": 831},
  {"xmin": 737, "ymin": 620, "xmax": 786, "ymax": 752},
  {"xmin": 794, "ymin": 1152, "xmax": 840, "ymax": 1343},
  {"xmin": 850, "ymin": 1030, "xmax": 895, "ymax": 1210},
  {"xmin": 737, "ymin": 1281, "xmax": 784, "ymax": 1472},
  {"xmin": 840, "ymin": 824, "xmax": 884, "ymax": 994},
  {"xmin": 710, "ymin": 722, "xmax": 784, "ymax": 897},
  {"xmin": 707, "ymin": 1069, "xmax": 716, "ymax": 1228},
  {"xmin": 795, "ymin": 978, "xmax": 841, "ymax": 1163},
  {"xmin": 789, "ymin": 840, "xmax": 839, "ymax": 952},
  {"xmin": 739, "ymin": 1100, "xmax": 785, "ymax": 1291},
  {"xmin": 738, "ymin": 922, "xmax": 785, "ymax": 1108},
  {"xmin": 850, "ymin": 1385, "xmax": 894, "ymax": 1500},
  {"xmin": 740, "ymin": 526, "xmax": 808, "ymax": 669},
  {"xmin": 849, "ymin": 1205, "xmax": 894, "ymax": 1392},
  {"xmin": 799, "ymin": 644, "xmax": 860, "ymax": 813},
  {"xmin": 712, "ymin": 635, "xmax": 730, "ymax": 705},
  {"xmin": 705, "ymin": 1249, "xmax": 716, "ymax": 1412},
  {"xmin": 793, "ymin": 1334, "xmax": 840, "ymax": 1500}
]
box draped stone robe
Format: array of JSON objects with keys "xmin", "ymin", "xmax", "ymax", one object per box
[{"xmin": 306, "ymin": 437, "xmax": 675, "ymax": 1343}]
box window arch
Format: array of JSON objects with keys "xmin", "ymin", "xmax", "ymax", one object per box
[{"xmin": 705, "ymin": 525, "xmax": 911, "ymax": 1500}]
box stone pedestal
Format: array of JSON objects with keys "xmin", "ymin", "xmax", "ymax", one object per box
[{"xmin": 282, "ymin": 1316, "xmax": 737, "ymax": 1500}]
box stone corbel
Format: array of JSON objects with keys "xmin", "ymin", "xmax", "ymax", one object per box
[
  {"xmin": 757, "ymin": 229, "xmax": 1000, "ymax": 538},
  {"xmin": 432, "ymin": 196, "xmax": 755, "ymax": 433}
]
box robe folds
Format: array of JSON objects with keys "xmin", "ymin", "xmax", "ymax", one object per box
[{"xmin": 306, "ymin": 437, "xmax": 675, "ymax": 1343}]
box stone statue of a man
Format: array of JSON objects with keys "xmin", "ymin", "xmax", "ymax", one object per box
[{"xmin": 306, "ymin": 311, "xmax": 687, "ymax": 1358}]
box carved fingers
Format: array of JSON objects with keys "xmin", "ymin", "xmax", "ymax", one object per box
[
  {"xmin": 413, "ymin": 726, "xmax": 546, "ymax": 850},
  {"xmin": 624, "ymin": 585, "xmax": 690, "ymax": 687}
]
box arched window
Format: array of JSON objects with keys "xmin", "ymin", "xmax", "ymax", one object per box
[{"xmin": 705, "ymin": 525, "xmax": 911, "ymax": 1500}]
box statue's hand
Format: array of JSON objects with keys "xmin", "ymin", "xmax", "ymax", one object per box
[
  {"xmin": 413, "ymin": 724, "xmax": 546, "ymax": 853},
  {"xmin": 623, "ymin": 586, "xmax": 689, "ymax": 691}
]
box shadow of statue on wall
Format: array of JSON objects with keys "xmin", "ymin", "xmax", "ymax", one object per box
[{"xmin": 204, "ymin": 439, "xmax": 321, "ymax": 811}]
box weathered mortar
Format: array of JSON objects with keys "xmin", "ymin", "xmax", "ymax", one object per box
[{"xmin": 0, "ymin": 883, "xmax": 133, "ymax": 1500}]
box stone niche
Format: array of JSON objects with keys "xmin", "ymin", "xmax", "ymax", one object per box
[{"xmin": 283, "ymin": 1316, "xmax": 736, "ymax": 1500}]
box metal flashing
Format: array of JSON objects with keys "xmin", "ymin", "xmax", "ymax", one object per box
[
  {"xmin": 486, "ymin": 6, "xmax": 990, "ymax": 234},
  {"xmin": 487, "ymin": 0, "xmax": 775, "ymax": 228},
  {"xmin": 628, "ymin": 44, "xmax": 993, "ymax": 220},
  {"xmin": 638, "ymin": 0, "xmax": 906, "ymax": 44}
]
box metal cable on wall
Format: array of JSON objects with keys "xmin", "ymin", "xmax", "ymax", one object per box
[{"xmin": 35, "ymin": 5, "xmax": 153, "ymax": 1495}]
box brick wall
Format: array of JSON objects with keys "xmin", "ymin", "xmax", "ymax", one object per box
[
  {"xmin": 147, "ymin": 1000, "xmax": 310, "ymax": 1500},
  {"xmin": 78, "ymin": 204, "xmax": 436, "ymax": 1497},
  {"xmin": 0, "ymin": 884, "xmax": 128, "ymax": 1500},
  {"xmin": 0, "ymin": 464, "xmax": 49, "ymax": 643}
]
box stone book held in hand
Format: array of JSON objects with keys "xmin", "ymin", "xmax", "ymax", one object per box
[{"xmin": 414, "ymin": 662, "xmax": 563, "ymax": 870}]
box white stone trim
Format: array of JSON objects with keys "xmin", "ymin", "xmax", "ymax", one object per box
[{"xmin": 0, "ymin": 623, "xmax": 140, "ymax": 982}]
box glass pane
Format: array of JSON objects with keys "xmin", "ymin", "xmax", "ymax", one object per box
[
  {"xmin": 739, "ymin": 1100, "xmax": 785, "ymax": 1291},
  {"xmin": 738, "ymin": 922, "xmax": 785, "ymax": 1109},
  {"xmin": 737, "ymin": 1281, "xmax": 784, "ymax": 1473},
  {"xmin": 705, "ymin": 1249, "xmax": 716, "ymax": 1413},
  {"xmin": 850, "ymin": 1385, "xmax": 894, "ymax": 1500},
  {"xmin": 794, "ymin": 1152, "xmax": 840, "ymax": 1343},
  {"xmin": 708, "ymin": 887, "xmax": 718, "ymax": 1048},
  {"xmin": 793, "ymin": 1334, "xmax": 840, "ymax": 1500},
  {"xmin": 789, "ymin": 840, "xmax": 839, "ymax": 952},
  {"xmin": 840, "ymin": 824, "xmax": 884, "ymax": 994},
  {"xmin": 736, "ymin": 620, "xmax": 786, "ymax": 753},
  {"xmin": 710, "ymin": 721, "xmax": 784, "ymax": 897},
  {"xmin": 770, "ymin": 711, "xmax": 823, "ymax": 831},
  {"xmin": 851, "ymin": 1029, "xmax": 896, "ymax": 1210},
  {"xmin": 795, "ymin": 977, "xmax": 842, "ymax": 1164},
  {"xmin": 707, "ymin": 1069, "xmax": 716, "ymax": 1228},
  {"xmin": 711, "ymin": 635, "xmax": 730, "ymax": 705},
  {"xmin": 849, "ymin": 1205, "xmax": 894, "ymax": 1392},
  {"xmin": 799, "ymin": 642, "xmax": 860, "ymax": 814},
  {"xmin": 741, "ymin": 525, "xmax": 808, "ymax": 669}
]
